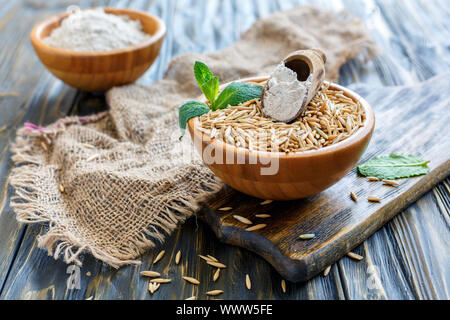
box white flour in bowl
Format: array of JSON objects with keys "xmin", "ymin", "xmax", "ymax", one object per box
[
  {"xmin": 43, "ymin": 8, "xmax": 151, "ymax": 52},
  {"xmin": 262, "ymin": 62, "xmax": 312, "ymax": 123}
]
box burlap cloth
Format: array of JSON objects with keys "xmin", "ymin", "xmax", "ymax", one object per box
[{"xmin": 10, "ymin": 6, "xmax": 378, "ymax": 267}]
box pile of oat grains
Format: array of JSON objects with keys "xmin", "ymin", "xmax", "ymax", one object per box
[{"xmin": 198, "ymin": 82, "xmax": 365, "ymax": 153}]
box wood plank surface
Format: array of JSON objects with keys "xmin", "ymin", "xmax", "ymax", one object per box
[
  {"xmin": 0, "ymin": 0, "xmax": 77, "ymax": 292},
  {"xmin": 201, "ymin": 72, "xmax": 450, "ymax": 283},
  {"xmin": 0, "ymin": 0, "xmax": 448, "ymax": 300}
]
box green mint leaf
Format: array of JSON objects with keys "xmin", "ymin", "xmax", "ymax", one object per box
[
  {"xmin": 178, "ymin": 101, "xmax": 210, "ymax": 139},
  {"xmin": 213, "ymin": 82, "xmax": 263, "ymax": 110},
  {"xmin": 201, "ymin": 76, "xmax": 219, "ymax": 107},
  {"xmin": 194, "ymin": 61, "xmax": 213, "ymax": 88},
  {"xmin": 357, "ymin": 154, "xmax": 430, "ymax": 180}
]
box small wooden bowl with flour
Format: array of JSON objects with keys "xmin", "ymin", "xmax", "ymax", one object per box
[{"xmin": 30, "ymin": 8, "xmax": 166, "ymax": 92}]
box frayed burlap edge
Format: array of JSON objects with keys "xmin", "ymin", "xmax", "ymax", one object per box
[{"xmin": 9, "ymin": 112, "xmax": 223, "ymax": 268}]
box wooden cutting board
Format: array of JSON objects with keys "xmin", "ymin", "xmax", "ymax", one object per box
[{"xmin": 198, "ymin": 74, "xmax": 450, "ymax": 282}]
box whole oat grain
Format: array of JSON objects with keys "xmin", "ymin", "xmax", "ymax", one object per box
[
  {"xmin": 206, "ymin": 290, "xmax": 224, "ymax": 296},
  {"xmin": 206, "ymin": 261, "xmax": 227, "ymax": 268},
  {"xmin": 140, "ymin": 270, "xmax": 161, "ymax": 277},
  {"xmin": 246, "ymin": 224, "xmax": 267, "ymax": 231},
  {"xmin": 347, "ymin": 252, "xmax": 364, "ymax": 261},
  {"xmin": 233, "ymin": 215, "xmax": 253, "ymax": 225},
  {"xmin": 213, "ymin": 268, "xmax": 220, "ymax": 282},
  {"xmin": 153, "ymin": 250, "xmax": 165, "ymax": 264},
  {"xmin": 175, "ymin": 250, "xmax": 181, "ymax": 264}
]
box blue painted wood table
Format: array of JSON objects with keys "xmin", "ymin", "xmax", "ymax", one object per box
[{"xmin": 0, "ymin": 0, "xmax": 448, "ymax": 300}]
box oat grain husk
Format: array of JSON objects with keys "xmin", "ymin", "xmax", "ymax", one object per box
[
  {"xmin": 206, "ymin": 290, "xmax": 224, "ymax": 296},
  {"xmin": 175, "ymin": 250, "xmax": 181, "ymax": 264},
  {"xmin": 140, "ymin": 270, "xmax": 161, "ymax": 277}
]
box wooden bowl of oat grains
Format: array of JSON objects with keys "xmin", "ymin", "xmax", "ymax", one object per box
[
  {"xmin": 30, "ymin": 7, "xmax": 165, "ymax": 92},
  {"xmin": 188, "ymin": 76, "xmax": 375, "ymax": 200}
]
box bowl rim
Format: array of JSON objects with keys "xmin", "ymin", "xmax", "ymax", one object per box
[
  {"xmin": 30, "ymin": 7, "xmax": 166, "ymax": 57},
  {"xmin": 188, "ymin": 76, "xmax": 375, "ymax": 160}
]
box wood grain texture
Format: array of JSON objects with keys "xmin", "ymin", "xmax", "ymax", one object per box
[
  {"xmin": 0, "ymin": 0, "xmax": 448, "ymax": 300},
  {"xmin": 336, "ymin": 180, "xmax": 450, "ymax": 300},
  {"xmin": 0, "ymin": 0, "xmax": 77, "ymax": 293}
]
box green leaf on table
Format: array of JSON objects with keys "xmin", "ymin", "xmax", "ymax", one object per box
[
  {"xmin": 178, "ymin": 101, "xmax": 210, "ymax": 139},
  {"xmin": 357, "ymin": 154, "xmax": 430, "ymax": 180},
  {"xmin": 194, "ymin": 61, "xmax": 213, "ymax": 87},
  {"xmin": 213, "ymin": 82, "xmax": 263, "ymax": 111}
]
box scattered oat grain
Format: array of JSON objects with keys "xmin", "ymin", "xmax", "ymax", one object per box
[
  {"xmin": 40, "ymin": 141, "xmax": 48, "ymax": 151},
  {"xmin": 281, "ymin": 280, "xmax": 286, "ymax": 293},
  {"xmin": 245, "ymin": 224, "xmax": 266, "ymax": 231},
  {"xmin": 255, "ymin": 214, "xmax": 271, "ymax": 218},
  {"xmin": 199, "ymin": 254, "xmax": 214, "ymax": 262},
  {"xmin": 245, "ymin": 274, "xmax": 251, "ymax": 290},
  {"xmin": 367, "ymin": 176, "xmax": 380, "ymax": 181},
  {"xmin": 347, "ymin": 252, "xmax": 364, "ymax": 261},
  {"xmin": 207, "ymin": 261, "xmax": 227, "ymax": 268},
  {"xmin": 150, "ymin": 278, "xmax": 172, "ymax": 283},
  {"xmin": 299, "ymin": 233, "xmax": 315, "ymax": 240},
  {"xmin": 260, "ymin": 200, "xmax": 273, "ymax": 205},
  {"xmin": 233, "ymin": 215, "xmax": 253, "ymax": 225},
  {"xmin": 350, "ymin": 191, "xmax": 357, "ymax": 202},
  {"xmin": 213, "ymin": 268, "xmax": 220, "ymax": 282},
  {"xmin": 86, "ymin": 154, "xmax": 99, "ymax": 162},
  {"xmin": 149, "ymin": 282, "xmax": 160, "ymax": 294},
  {"xmin": 382, "ymin": 179, "xmax": 400, "ymax": 187},
  {"xmin": 185, "ymin": 296, "xmax": 197, "ymax": 300},
  {"xmin": 182, "ymin": 276, "xmax": 200, "ymax": 285},
  {"xmin": 175, "ymin": 250, "xmax": 181, "ymax": 264},
  {"xmin": 153, "ymin": 250, "xmax": 165, "ymax": 264},
  {"xmin": 206, "ymin": 290, "xmax": 224, "ymax": 296},
  {"xmin": 0, "ymin": 92, "xmax": 20, "ymax": 97},
  {"xmin": 140, "ymin": 270, "xmax": 161, "ymax": 277},
  {"xmin": 323, "ymin": 265, "xmax": 331, "ymax": 277},
  {"xmin": 218, "ymin": 207, "xmax": 233, "ymax": 211},
  {"xmin": 80, "ymin": 143, "xmax": 95, "ymax": 149},
  {"xmin": 367, "ymin": 196, "xmax": 381, "ymax": 203},
  {"xmin": 207, "ymin": 255, "xmax": 218, "ymax": 262}
]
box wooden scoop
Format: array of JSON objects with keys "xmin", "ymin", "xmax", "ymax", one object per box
[{"xmin": 261, "ymin": 49, "xmax": 327, "ymax": 122}]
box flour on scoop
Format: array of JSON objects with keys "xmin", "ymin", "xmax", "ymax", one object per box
[{"xmin": 262, "ymin": 63, "xmax": 312, "ymax": 123}]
